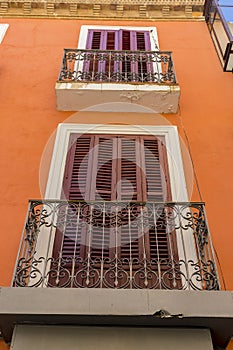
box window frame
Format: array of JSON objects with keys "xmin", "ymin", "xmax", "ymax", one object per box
[
  {"xmin": 76, "ymin": 25, "xmax": 161, "ymax": 83},
  {"xmin": 33, "ymin": 124, "xmax": 196, "ymax": 288},
  {"xmin": 45, "ymin": 124, "xmax": 188, "ymax": 202},
  {"xmin": 78, "ymin": 25, "xmax": 159, "ymax": 51}
]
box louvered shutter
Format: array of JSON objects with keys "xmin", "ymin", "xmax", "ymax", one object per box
[
  {"xmin": 86, "ymin": 30, "xmax": 119, "ymax": 50},
  {"xmin": 85, "ymin": 29, "xmax": 152, "ymax": 81},
  {"xmin": 117, "ymin": 136, "xmax": 142, "ymax": 201},
  {"xmin": 62, "ymin": 134, "xmax": 94, "ymax": 200},
  {"xmin": 142, "ymin": 136, "xmax": 171, "ymax": 202},
  {"xmin": 53, "ymin": 133, "xmax": 177, "ymax": 288},
  {"xmin": 115, "ymin": 136, "xmax": 142, "ymax": 261},
  {"xmin": 58, "ymin": 134, "xmax": 173, "ymax": 258},
  {"xmin": 115, "ymin": 136, "xmax": 173, "ymax": 263},
  {"xmin": 85, "ymin": 30, "xmax": 119, "ymax": 79},
  {"xmin": 55, "ymin": 136, "xmax": 115, "ymax": 264},
  {"xmin": 118, "ymin": 30, "xmax": 151, "ymax": 50},
  {"xmin": 88, "ymin": 136, "xmax": 117, "ymax": 259},
  {"xmin": 118, "ymin": 30, "xmax": 152, "ymax": 80},
  {"xmin": 52, "ymin": 135, "xmax": 94, "ymax": 268},
  {"xmin": 138, "ymin": 136, "xmax": 173, "ymax": 264},
  {"xmin": 86, "ymin": 29, "xmax": 151, "ymax": 51},
  {"xmin": 90, "ymin": 135, "xmax": 117, "ymax": 201}
]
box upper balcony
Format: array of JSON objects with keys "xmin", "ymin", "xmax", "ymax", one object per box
[
  {"xmin": 13, "ymin": 200, "xmax": 220, "ymax": 290},
  {"xmin": 204, "ymin": 0, "xmax": 233, "ymax": 72},
  {"xmin": 55, "ymin": 49, "xmax": 180, "ymax": 113}
]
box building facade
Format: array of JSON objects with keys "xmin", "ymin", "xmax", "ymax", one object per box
[{"xmin": 0, "ymin": 0, "xmax": 233, "ymax": 349}]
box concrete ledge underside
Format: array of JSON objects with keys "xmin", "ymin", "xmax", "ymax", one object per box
[
  {"xmin": 55, "ymin": 83, "xmax": 180, "ymax": 113},
  {"xmin": 0, "ymin": 288, "xmax": 232, "ymax": 348}
]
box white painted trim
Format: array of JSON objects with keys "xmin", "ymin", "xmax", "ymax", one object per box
[
  {"xmin": 78, "ymin": 25, "xmax": 159, "ymax": 51},
  {"xmin": 0, "ymin": 24, "xmax": 9, "ymax": 44},
  {"xmin": 45, "ymin": 124, "xmax": 188, "ymax": 202}
]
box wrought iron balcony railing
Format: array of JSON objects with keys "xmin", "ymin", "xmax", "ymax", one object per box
[
  {"xmin": 13, "ymin": 200, "xmax": 220, "ymax": 290},
  {"xmin": 58, "ymin": 49, "xmax": 177, "ymax": 84}
]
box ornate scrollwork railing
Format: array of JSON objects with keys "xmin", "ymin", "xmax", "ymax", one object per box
[
  {"xmin": 58, "ymin": 49, "xmax": 177, "ymax": 84},
  {"xmin": 13, "ymin": 200, "xmax": 220, "ymax": 290}
]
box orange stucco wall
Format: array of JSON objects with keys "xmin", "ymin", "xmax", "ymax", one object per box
[{"xmin": 0, "ymin": 18, "xmax": 232, "ymax": 294}]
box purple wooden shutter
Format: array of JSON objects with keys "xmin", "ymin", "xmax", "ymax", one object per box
[
  {"xmin": 117, "ymin": 136, "xmax": 142, "ymax": 201},
  {"xmin": 85, "ymin": 30, "xmax": 118, "ymax": 80},
  {"xmin": 61, "ymin": 134, "xmax": 172, "ymax": 261},
  {"xmin": 118, "ymin": 30, "xmax": 130, "ymax": 50},
  {"xmin": 85, "ymin": 30, "xmax": 102, "ymax": 78},
  {"xmin": 55, "ymin": 135, "xmax": 94, "ymax": 265},
  {"xmin": 85, "ymin": 29, "xmax": 94, "ymax": 49},
  {"xmin": 134, "ymin": 31, "xmax": 152, "ymax": 80},
  {"xmin": 130, "ymin": 31, "xmax": 137, "ymax": 50},
  {"xmin": 118, "ymin": 30, "xmax": 151, "ymax": 50},
  {"xmin": 118, "ymin": 30, "xmax": 131, "ymax": 78},
  {"xmin": 135, "ymin": 31, "xmax": 151, "ymax": 50},
  {"xmin": 86, "ymin": 30, "xmax": 118, "ymax": 50},
  {"xmin": 62, "ymin": 134, "xmax": 94, "ymax": 200},
  {"xmin": 139, "ymin": 31, "xmax": 153, "ymax": 79},
  {"xmin": 143, "ymin": 31, "xmax": 151, "ymax": 50},
  {"xmin": 141, "ymin": 136, "xmax": 171, "ymax": 261},
  {"xmin": 116, "ymin": 136, "xmax": 141, "ymax": 263},
  {"xmin": 142, "ymin": 136, "xmax": 171, "ymax": 202},
  {"xmin": 62, "ymin": 134, "xmax": 119, "ymax": 201},
  {"xmin": 118, "ymin": 30, "xmax": 151, "ymax": 80},
  {"xmin": 85, "ymin": 29, "xmax": 151, "ymax": 81},
  {"xmin": 86, "ymin": 30, "xmax": 102, "ymax": 49},
  {"xmin": 91, "ymin": 135, "xmax": 117, "ymax": 201}
]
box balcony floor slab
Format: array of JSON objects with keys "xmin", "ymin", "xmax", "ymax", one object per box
[
  {"xmin": 55, "ymin": 82, "xmax": 180, "ymax": 113},
  {"xmin": 0, "ymin": 288, "xmax": 232, "ymax": 348}
]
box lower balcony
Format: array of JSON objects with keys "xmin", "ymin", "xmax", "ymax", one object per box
[
  {"xmin": 13, "ymin": 200, "xmax": 219, "ymax": 290},
  {"xmin": 55, "ymin": 49, "xmax": 180, "ymax": 113}
]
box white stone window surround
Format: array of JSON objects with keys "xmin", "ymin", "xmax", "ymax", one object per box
[
  {"xmin": 0, "ymin": 24, "xmax": 9, "ymax": 44},
  {"xmin": 77, "ymin": 25, "xmax": 159, "ymax": 51},
  {"xmin": 29, "ymin": 123, "xmax": 198, "ymax": 289},
  {"xmin": 38, "ymin": 124, "xmax": 196, "ymax": 289},
  {"xmin": 45, "ymin": 124, "xmax": 187, "ymax": 201}
]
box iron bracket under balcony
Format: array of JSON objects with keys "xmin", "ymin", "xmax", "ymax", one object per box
[{"xmin": 55, "ymin": 49, "xmax": 180, "ymax": 113}]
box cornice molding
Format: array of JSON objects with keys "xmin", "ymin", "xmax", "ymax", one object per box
[
  {"xmin": 0, "ymin": 0, "xmax": 205, "ymax": 19},
  {"xmin": 0, "ymin": 0, "xmax": 204, "ymax": 4}
]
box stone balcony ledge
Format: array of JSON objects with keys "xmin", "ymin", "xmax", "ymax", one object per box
[{"xmin": 0, "ymin": 288, "xmax": 232, "ymax": 348}]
